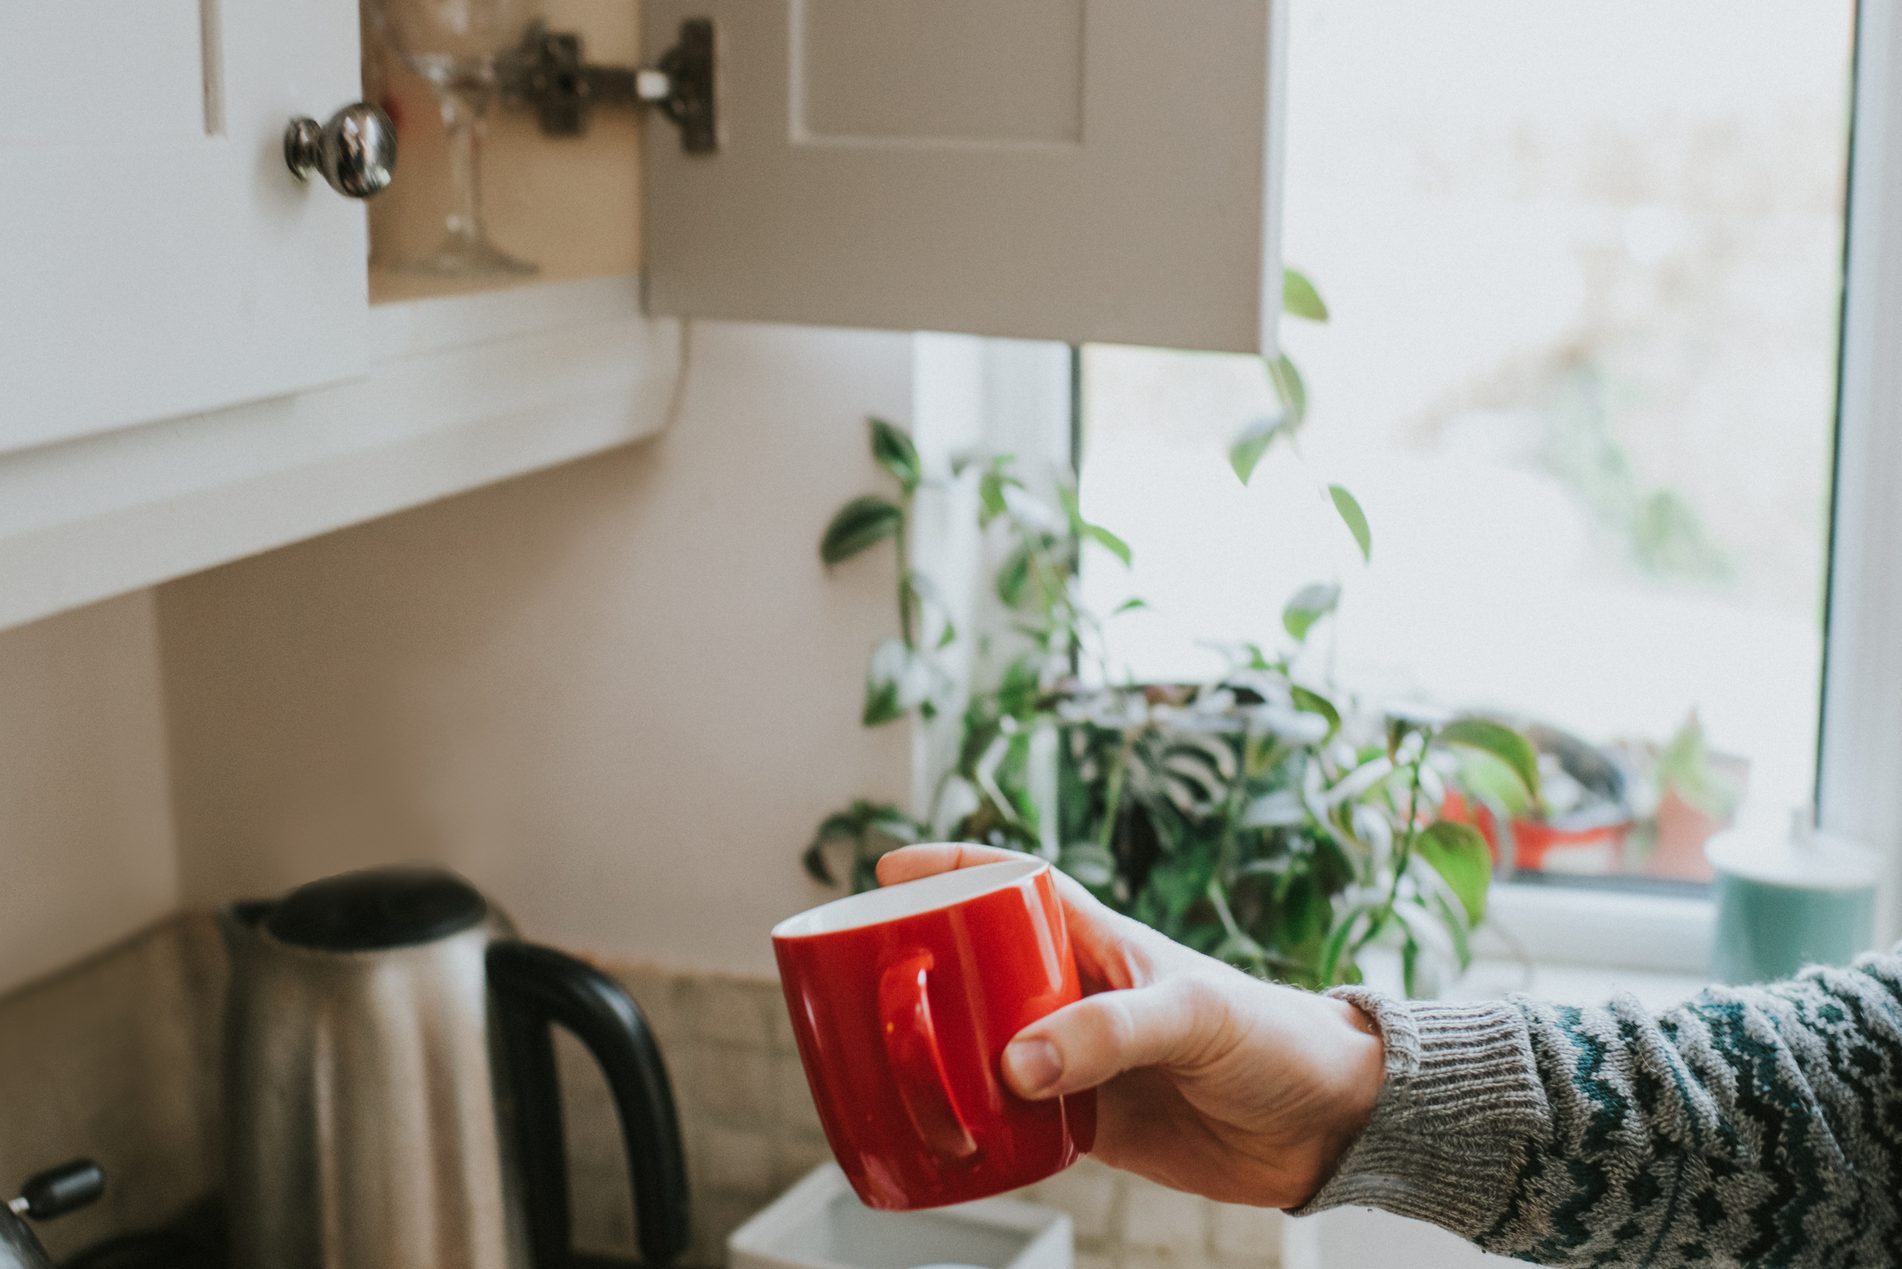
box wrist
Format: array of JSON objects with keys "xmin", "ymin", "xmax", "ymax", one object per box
[
  {"xmin": 1292, "ymin": 992, "xmax": 1546, "ymax": 1237},
  {"xmin": 1293, "ymin": 996, "xmax": 1386, "ymax": 1205}
]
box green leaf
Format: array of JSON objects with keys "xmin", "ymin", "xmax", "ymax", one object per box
[
  {"xmin": 1267, "ymin": 354, "xmax": 1307, "ymax": 425},
  {"xmin": 1229, "ymin": 416, "xmax": 1292, "ymax": 485},
  {"xmin": 995, "ymin": 544, "xmax": 1033, "ymax": 607},
  {"xmin": 1083, "ymin": 523, "xmax": 1133, "ymax": 568},
  {"xmin": 1057, "ymin": 486, "xmax": 1084, "ymax": 533},
  {"xmin": 1156, "ymin": 856, "xmax": 1216, "ymax": 924},
  {"xmin": 978, "ymin": 463, "xmax": 1018, "ymax": 526},
  {"xmin": 1113, "ymin": 597, "xmax": 1150, "ymax": 615},
  {"xmin": 1234, "ymin": 855, "xmax": 1292, "ymax": 881},
  {"xmin": 862, "ymin": 675, "xmax": 903, "ymax": 726},
  {"xmin": 1058, "ymin": 842, "xmax": 1118, "ymax": 889},
  {"xmin": 864, "ymin": 803, "xmax": 921, "ymax": 842},
  {"xmin": 803, "ymin": 809, "xmax": 868, "ymax": 885},
  {"xmin": 904, "ymin": 571, "xmax": 957, "ymax": 651},
  {"xmin": 1431, "ymin": 890, "xmax": 1473, "ymax": 970},
  {"xmin": 820, "ymin": 496, "xmax": 903, "ymax": 565},
  {"xmin": 1455, "ymin": 750, "xmax": 1533, "ymax": 819},
  {"xmin": 1392, "ymin": 899, "xmax": 1456, "ymax": 972},
  {"xmin": 1415, "ymin": 820, "xmax": 1494, "ymax": 925},
  {"xmin": 869, "ymin": 417, "xmax": 922, "ymax": 492},
  {"xmin": 1240, "ymin": 790, "xmax": 1305, "ymax": 828},
  {"xmin": 1212, "ymin": 931, "xmax": 1270, "ymax": 970},
  {"xmin": 864, "ymin": 639, "xmax": 941, "ymax": 726},
  {"xmin": 1282, "ymin": 269, "xmax": 1330, "ymax": 322},
  {"xmin": 904, "ymin": 568, "xmax": 943, "ymax": 609},
  {"xmin": 1282, "ymin": 581, "xmax": 1342, "ymax": 642},
  {"xmin": 995, "ymin": 655, "xmax": 1042, "ymax": 716},
  {"xmin": 1318, "ymin": 905, "xmax": 1374, "ymax": 985},
  {"xmin": 1327, "ymin": 484, "xmax": 1372, "ymax": 562},
  {"xmin": 1438, "ymin": 719, "xmax": 1542, "ymax": 804},
  {"xmin": 1290, "ymin": 684, "xmax": 1342, "ymax": 737}
]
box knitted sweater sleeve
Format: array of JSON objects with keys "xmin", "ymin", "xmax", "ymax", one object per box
[{"xmin": 1297, "ymin": 949, "xmax": 1902, "ymax": 1267}]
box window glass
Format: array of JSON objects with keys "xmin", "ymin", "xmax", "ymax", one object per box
[{"xmin": 1078, "ymin": 0, "xmax": 1855, "ymax": 885}]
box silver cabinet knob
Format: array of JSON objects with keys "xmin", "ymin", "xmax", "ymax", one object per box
[{"xmin": 284, "ymin": 103, "xmax": 397, "ymax": 200}]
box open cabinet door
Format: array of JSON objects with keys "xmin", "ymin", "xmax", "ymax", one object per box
[{"xmin": 642, "ymin": 0, "xmax": 1287, "ymax": 354}]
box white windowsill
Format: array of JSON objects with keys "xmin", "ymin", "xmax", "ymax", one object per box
[
  {"xmin": 1453, "ymin": 956, "xmax": 1708, "ymax": 1010},
  {"xmin": 1475, "ymin": 877, "xmax": 1715, "ymax": 977}
]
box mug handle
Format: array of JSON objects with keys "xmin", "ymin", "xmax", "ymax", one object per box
[{"xmin": 877, "ymin": 951, "xmax": 980, "ymax": 1162}]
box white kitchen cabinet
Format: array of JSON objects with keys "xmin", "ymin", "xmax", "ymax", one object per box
[
  {"xmin": 0, "ymin": 1, "xmax": 1288, "ymax": 632},
  {"xmin": 1, "ymin": 0, "xmax": 373, "ymax": 453}
]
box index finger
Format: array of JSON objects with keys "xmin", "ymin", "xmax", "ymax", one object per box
[
  {"xmin": 875, "ymin": 841, "xmax": 1026, "ymax": 886},
  {"xmin": 876, "ymin": 843, "xmax": 1163, "ymax": 991}
]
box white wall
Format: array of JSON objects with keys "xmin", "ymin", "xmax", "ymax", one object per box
[
  {"xmin": 0, "ymin": 592, "xmax": 178, "ymax": 995},
  {"xmin": 157, "ymin": 322, "xmax": 916, "ymax": 976}
]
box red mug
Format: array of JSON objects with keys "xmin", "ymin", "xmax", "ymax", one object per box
[{"xmin": 772, "ymin": 855, "xmax": 1097, "ymax": 1210}]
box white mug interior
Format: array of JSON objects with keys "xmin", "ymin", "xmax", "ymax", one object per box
[{"xmin": 771, "ymin": 854, "xmax": 1045, "ymax": 939}]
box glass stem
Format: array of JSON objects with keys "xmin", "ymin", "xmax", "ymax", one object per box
[{"xmin": 438, "ymin": 75, "xmax": 495, "ymax": 250}]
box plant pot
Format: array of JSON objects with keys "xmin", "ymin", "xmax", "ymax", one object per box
[
  {"xmin": 1441, "ymin": 789, "xmax": 1633, "ymax": 876},
  {"xmin": 1645, "ymin": 787, "xmax": 1731, "ymax": 882},
  {"xmin": 1440, "ymin": 721, "xmax": 1635, "ymax": 877},
  {"xmin": 728, "ymin": 1165, "xmax": 1073, "ymax": 1269}
]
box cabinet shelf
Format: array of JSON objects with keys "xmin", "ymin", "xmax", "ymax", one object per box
[
  {"xmin": 366, "ymin": 266, "xmax": 547, "ymax": 308},
  {"xmin": 0, "ymin": 275, "xmax": 681, "ymax": 633}
]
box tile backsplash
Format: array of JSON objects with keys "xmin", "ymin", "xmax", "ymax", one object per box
[
  {"xmin": 0, "ymin": 918, "xmax": 1281, "ymax": 1268},
  {"xmin": 0, "ymin": 918, "xmax": 222, "ymax": 1261}
]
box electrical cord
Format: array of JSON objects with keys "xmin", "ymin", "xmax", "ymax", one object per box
[{"xmin": 659, "ymin": 317, "xmax": 695, "ymax": 432}]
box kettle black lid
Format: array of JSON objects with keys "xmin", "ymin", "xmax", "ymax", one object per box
[{"xmin": 264, "ymin": 868, "xmax": 489, "ymax": 952}]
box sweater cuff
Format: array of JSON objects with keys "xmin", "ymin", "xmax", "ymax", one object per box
[{"xmin": 1292, "ymin": 987, "xmax": 1549, "ymax": 1238}]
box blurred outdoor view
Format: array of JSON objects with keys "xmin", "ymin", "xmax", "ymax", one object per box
[{"xmin": 1078, "ymin": 1, "xmax": 1855, "ymax": 885}]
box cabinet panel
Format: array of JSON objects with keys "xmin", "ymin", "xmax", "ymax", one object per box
[
  {"xmin": 644, "ymin": 0, "xmax": 1288, "ymax": 354},
  {"xmin": 795, "ymin": 0, "xmax": 1085, "ymax": 144},
  {"xmin": 0, "ymin": 0, "xmax": 370, "ymax": 454},
  {"xmin": 0, "ymin": 0, "xmax": 209, "ymax": 143}
]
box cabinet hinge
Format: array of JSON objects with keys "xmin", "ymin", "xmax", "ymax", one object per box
[{"xmin": 499, "ymin": 17, "xmax": 717, "ymax": 154}]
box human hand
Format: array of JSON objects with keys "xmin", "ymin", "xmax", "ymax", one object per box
[{"xmin": 876, "ymin": 844, "xmax": 1386, "ymax": 1208}]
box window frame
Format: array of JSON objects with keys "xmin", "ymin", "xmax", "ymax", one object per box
[{"xmin": 1818, "ymin": 0, "xmax": 1902, "ymax": 951}]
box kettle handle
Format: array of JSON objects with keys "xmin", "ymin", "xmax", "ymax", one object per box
[{"xmin": 488, "ymin": 940, "xmax": 692, "ymax": 1268}]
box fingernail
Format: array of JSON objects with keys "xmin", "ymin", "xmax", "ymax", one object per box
[{"xmin": 1003, "ymin": 1038, "xmax": 1062, "ymax": 1096}]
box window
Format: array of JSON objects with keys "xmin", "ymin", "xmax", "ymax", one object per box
[{"xmin": 1077, "ymin": 1, "xmax": 1856, "ymax": 895}]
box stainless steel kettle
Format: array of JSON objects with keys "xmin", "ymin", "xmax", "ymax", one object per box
[
  {"xmin": 2, "ymin": 1161, "xmax": 103, "ymax": 1269},
  {"xmin": 220, "ymin": 869, "xmax": 689, "ymax": 1269}
]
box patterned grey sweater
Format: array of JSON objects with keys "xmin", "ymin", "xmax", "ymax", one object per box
[{"xmin": 1305, "ymin": 949, "xmax": 1902, "ymax": 1266}]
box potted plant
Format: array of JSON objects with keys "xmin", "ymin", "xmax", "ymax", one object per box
[
  {"xmin": 1441, "ymin": 721, "xmax": 1635, "ymax": 877},
  {"xmin": 1625, "ymin": 712, "xmax": 1746, "ymax": 883},
  {"xmin": 803, "ymin": 275, "xmax": 1538, "ymax": 994}
]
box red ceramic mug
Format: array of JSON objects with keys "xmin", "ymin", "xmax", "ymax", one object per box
[{"xmin": 772, "ymin": 854, "xmax": 1096, "ymax": 1210}]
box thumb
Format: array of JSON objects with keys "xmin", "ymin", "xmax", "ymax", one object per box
[{"xmin": 1002, "ymin": 978, "xmax": 1221, "ymax": 1099}]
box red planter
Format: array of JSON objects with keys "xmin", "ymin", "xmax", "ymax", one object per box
[{"xmin": 1440, "ymin": 790, "xmax": 1633, "ymax": 876}]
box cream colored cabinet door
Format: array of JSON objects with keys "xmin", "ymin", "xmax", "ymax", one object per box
[
  {"xmin": 643, "ymin": 0, "xmax": 1288, "ymax": 354},
  {"xmin": 0, "ymin": 0, "xmax": 371, "ymax": 454}
]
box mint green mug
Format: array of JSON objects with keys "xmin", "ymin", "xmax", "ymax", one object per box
[{"xmin": 1708, "ymin": 822, "xmax": 1878, "ymax": 985}]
